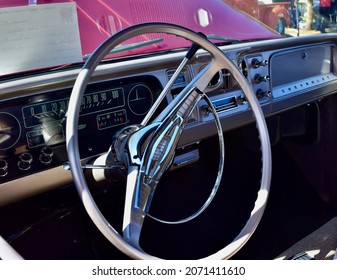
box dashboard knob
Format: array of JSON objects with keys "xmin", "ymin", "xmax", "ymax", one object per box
[
  {"xmin": 254, "ymin": 74, "xmax": 270, "ymax": 84},
  {"xmin": 39, "ymin": 146, "xmax": 54, "ymax": 165},
  {"xmin": 260, "ymin": 59, "xmax": 268, "ymax": 67},
  {"xmin": 256, "ymin": 89, "xmax": 271, "ymax": 99},
  {"xmin": 256, "ymin": 89, "xmax": 266, "ymax": 99},
  {"xmin": 251, "ymin": 58, "xmax": 268, "ymax": 68},
  {"xmin": 18, "ymin": 152, "xmax": 33, "ymax": 170},
  {"xmin": 251, "ymin": 58, "xmax": 261, "ymax": 68},
  {"xmin": 0, "ymin": 159, "xmax": 8, "ymax": 177}
]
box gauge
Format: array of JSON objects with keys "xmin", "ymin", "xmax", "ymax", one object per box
[
  {"xmin": 97, "ymin": 110, "xmax": 127, "ymax": 130},
  {"xmin": 80, "ymin": 88, "xmax": 125, "ymax": 115},
  {"xmin": 26, "ymin": 124, "xmax": 64, "ymax": 148},
  {"xmin": 22, "ymin": 99, "xmax": 68, "ymax": 128},
  {"xmin": 0, "ymin": 112, "xmax": 21, "ymax": 151},
  {"xmin": 127, "ymin": 84, "xmax": 154, "ymax": 116},
  {"xmin": 22, "ymin": 88, "xmax": 126, "ymax": 128}
]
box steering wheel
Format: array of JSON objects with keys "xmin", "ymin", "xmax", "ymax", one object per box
[{"xmin": 66, "ymin": 22, "xmax": 272, "ymax": 259}]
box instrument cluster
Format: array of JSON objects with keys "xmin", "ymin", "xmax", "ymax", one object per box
[{"xmin": 0, "ymin": 75, "xmax": 163, "ymax": 182}]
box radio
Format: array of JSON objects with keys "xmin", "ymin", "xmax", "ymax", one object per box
[{"xmin": 203, "ymin": 96, "xmax": 238, "ymax": 115}]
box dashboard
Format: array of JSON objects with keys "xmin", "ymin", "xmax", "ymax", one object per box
[{"xmin": 1, "ymin": 33, "xmax": 337, "ymax": 206}]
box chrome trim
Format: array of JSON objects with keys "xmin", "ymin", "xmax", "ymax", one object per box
[{"xmin": 141, "ymin": 57, "xmax": 189, "ymax": 126}]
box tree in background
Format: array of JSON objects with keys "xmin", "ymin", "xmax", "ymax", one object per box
[{"xmin": 305, "ymin": 0, "xmax": 314, "ymax": 30}]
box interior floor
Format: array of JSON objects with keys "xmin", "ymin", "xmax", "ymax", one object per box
[{"xmin": 0, "ymin": 122, "xmax": 336, "ymax": 260}]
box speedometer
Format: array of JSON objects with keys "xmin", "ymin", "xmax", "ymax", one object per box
[{"xmin": 22, "ymin": 88, "xmax": 126, "ymax": 128}]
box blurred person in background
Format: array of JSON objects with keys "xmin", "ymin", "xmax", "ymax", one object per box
[{"xmin": 317, "ymin": 0, "xmax": 335, "ymax": 32}]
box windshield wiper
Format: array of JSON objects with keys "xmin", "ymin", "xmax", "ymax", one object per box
[
  {"xmin": 206, "ymin": 34, "xmax": 242, "ymax": 44},
  {"xmin": 82, "ymin": 34, "xmax": 241, "ymax": 61},
  {"xmin": 83, "ymin": 38, "xmax": 163, "ymax": 60}
]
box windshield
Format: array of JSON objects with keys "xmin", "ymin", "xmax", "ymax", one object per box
[{"xmin": 0, "ymin": 0, "xmax": 329, "ymax": 77}]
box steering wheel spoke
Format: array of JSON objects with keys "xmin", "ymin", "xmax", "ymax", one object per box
[
  {"xmin": 123, "ymin": 87, "xmax": 204, "ymax": 247},
  {"xmin": 142, "ymin": 87, "xmax": 203, "ymax": 176},
  {"xmin": 122, "ymin": 166, "xmax": 149, "ymax": 248}
]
